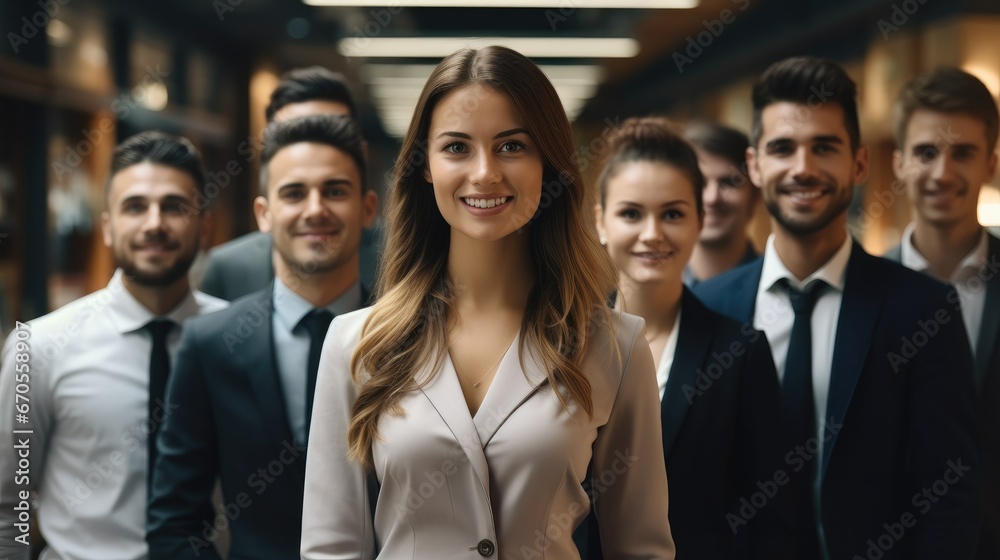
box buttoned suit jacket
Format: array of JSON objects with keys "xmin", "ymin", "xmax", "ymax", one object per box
[
  {"xmin": 694, "ymin": 242, "xmax": 981, "ymax": 560},
  {"xmin": 147, "ymin": 285, "xmax": 370, "ymax": 560},
  {"xmin": 885, "ymin": 233, "xmax": 1000, "ymax": 560},
  {"xmin": 301, "ymin": 307, "xmax": 676, "ymax": 560}
]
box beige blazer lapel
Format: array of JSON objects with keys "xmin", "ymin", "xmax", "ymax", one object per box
[
  {"xmin": 419, "ymin": 351, "xmax": 492, "ymax": 499},
  {"xmin": 474, "ymin": 331, "xmax": 549, "ymax": 446}
]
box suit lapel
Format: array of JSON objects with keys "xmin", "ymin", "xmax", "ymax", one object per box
[
  {"xmin": 732, "ymin": 259, "xmax": 764, "ymax": 324},
  {"xmin": 475, "ymin": 330, "xmax": 548, "ymax": 446},
  {"xmin": 660, "ymin": 290, "xmax": 714, "ymax": 460},
  {"xmin": 420, "ymin": 350, "xmax": 492, "ymax": 498},
  {"xmin": 975, "ymin": 234, "xmax": 1000, "ymax": 390},
  {"xmin": 822, "ymin": 246, "xmax": 884, "ymax": 477},
  {"xmin": 240, "ymin": 287, "xmax": 295, "ymax": 445}
]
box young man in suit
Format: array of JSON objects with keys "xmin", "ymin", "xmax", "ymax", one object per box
[
  {"xmin": 147, "ymin": 115, "xmax": 377, "ymax": 560},
  {"xmin": 683, "ymin": 121, "xmax": 761, "ymax": 287},
  {"xmin": 694, "ymin": 57, "xmax": 981, "ymax": 560},
  {"xmin": 884, "ymin": 67, "xmax": 999, "ymax": 559},
  {"xmin": 199, "ymin": 66, "xmax": 381, "ymax": 300},
  {"xmin": 0, "ymin": 132, "xmax": 226, "ymax": 560}
]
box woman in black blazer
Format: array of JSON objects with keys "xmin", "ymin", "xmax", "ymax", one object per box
[{"xmin": 587, "ymin": 117, "xmax": 792, "ymax": 560}]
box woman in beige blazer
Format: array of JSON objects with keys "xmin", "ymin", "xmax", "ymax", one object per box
[{"xmin": 302, "ymin": 46, "xmax": 675, "ymax": 560}]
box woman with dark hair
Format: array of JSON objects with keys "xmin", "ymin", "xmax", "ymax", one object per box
[
  {"xmin": 301, "ymin": 46, "xmax": 674, "ymax": 559},
  {"xmin": 592, "ymin": 117, "xmax": 791, "ymax": 560}
]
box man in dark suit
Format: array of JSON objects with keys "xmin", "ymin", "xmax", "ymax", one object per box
[
  {"xmin": 883, "ymin": 67, "xmax": 999, "ymax": 560},
  {"xmin": 199, "ymin": 66, "xmax": 381, "ymax": 300},
  {"xmin": 695, "ymin": 57, "xmax": 981, "ymax": 560},
  {"xmin": 147, "ymin": 115, "xmax": 377, "ymax": 559}
]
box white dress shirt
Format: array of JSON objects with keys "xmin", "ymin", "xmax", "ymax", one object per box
[
  {"xmin": 755, "ymin": 234, "xmax": 852, "ymax": 450},
  {"xmin": 656, "ymin": 310, "xmax": 682, "ymax": 401},
  {"xmin": 900, "ymin": 223, "xmax": 988, "ymax": 358},
  {"xmin": 271, "ymin": 277, "xmax": 363, "ymax": 445},
  {"xmin": 0, "ymin": 270, "xmax": 226, "ymax": 560}
]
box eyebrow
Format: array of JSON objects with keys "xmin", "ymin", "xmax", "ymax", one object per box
[
  {"xmin": 614, "ymin": 199, "xmax": 692, "ymax": 208},
  {"xmin": 765, "ymin": 135, "xmax": 844, "ymax": 149},
  {"xmin": 911, "ymin": 142, "xmax": 979, "ymax": 152},
  {"xmin": 277, "ymin": 178, "xmax": 354, "ymax": 191},
  {"xmin": 119, "ymin": 194, "xmax": 190, "ymax": 206},
  {"xmin": 434, "ymin": 128, "xmax": 531, "ymax": 141}
]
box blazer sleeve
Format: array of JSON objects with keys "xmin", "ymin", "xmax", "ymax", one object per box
[
  {"xmin": 146, "ymin": 325, "xmax": 223, "ymax": 560},
  {"xmin": 736, "ymin": 332, "xmax": 794, "ymax": 560},
  {"xmin": 908, "ymin": 289, "xmax": 981, "ymax": 559},
  {"xmin": 590, "ymin": 319, "xmax": 675, "ymax": 559},
  {"xmin": 301, "ymin": 317, "xmax": 376, "ymax": 560}
]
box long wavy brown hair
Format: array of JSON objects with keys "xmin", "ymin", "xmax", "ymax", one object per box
[{"xmin": 347, "ymin": 46, "xmax": 619, "ymax": 467}]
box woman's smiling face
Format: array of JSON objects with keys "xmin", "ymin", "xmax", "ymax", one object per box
[{"xmin": 424, "ymin": 84, "xmax": 544, "ymax": 242}]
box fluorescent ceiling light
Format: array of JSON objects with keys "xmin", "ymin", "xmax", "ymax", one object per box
[
  {"xmin": 338, "ymin": 37, "xmax": 639, "ymax": 58},
  {"xmin": 308, "ymin": 0, "xmax": 697, "ymax": 7},
  {"xmin": 362, "ymin": 64, "xmax": 604, "ymax": 81}
]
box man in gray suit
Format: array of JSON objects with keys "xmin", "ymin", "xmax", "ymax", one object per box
[
  {"xmin": 885, "ymin": 67, "xmax": 999, "ymax": 560},
  {"xmin": 199, "ymin": 67, "xmax": 380, "ymax": 300}
]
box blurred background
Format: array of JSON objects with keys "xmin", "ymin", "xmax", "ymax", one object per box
[{"xmin": 0, "ymin": 0, "xmax": 998, "ymax": 331}]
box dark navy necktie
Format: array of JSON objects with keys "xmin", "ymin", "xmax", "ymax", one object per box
[
  {"xmin": 146, "ymin": 319, "xmax": 175, "ymax": 491},
  {"xmin": 300, "ymin": 310, "xmax": 334, "ymax": 443}
]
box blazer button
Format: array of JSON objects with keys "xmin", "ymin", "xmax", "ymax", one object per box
[{"xmin": 476, "ymin": 539, "xmax": 495, "ymax": 557}]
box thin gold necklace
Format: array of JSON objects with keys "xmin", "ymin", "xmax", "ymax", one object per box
[{"xmin": 452, "ymin": 335, "xmax": 517, "ymax": 388}]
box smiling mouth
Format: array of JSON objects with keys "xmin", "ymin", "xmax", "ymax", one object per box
[
  {"xmin": 134, "ymin": 243, "xmax": 178, "ymax": 252},
  {"xmin": 462, "ymin": 196, "xmax": 509, "ymax": 209},
  {"xmin": 784, "ymin": 188, "xmax": 827, "ymax": 202},
  {"xmin": 632, "ymin": 251, "xmax": 674, "ymax": 260}
]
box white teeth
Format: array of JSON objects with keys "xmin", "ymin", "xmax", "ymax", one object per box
[
  {"xmin": 463, "ymin": 197, "xmax": 507, "ymax": 208},
  {"xmin": 791, "ymin": 190, "xmax": 822, "ymax": 200}
]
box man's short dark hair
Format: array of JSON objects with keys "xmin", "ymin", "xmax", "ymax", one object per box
[
  {"xmin": 265, "ymin": 67, "xmax": 358, "ymax": 123},
  {"xmin": 751, "ymin": 56, "xmax": 861, "ymax": 151},
  {"xmin": 894, "ymin": 67, "xmax": 999, "ymax": 153},
  {"xmin": 260, "ymin": 115, "xmax": 367, "ymax": 196},
  {"xmin": 684, "ymin": 121, "xmax": 750, "ymax": 172},
  {"xmin": 105, "ymin": 131, "xmax": 207, "ymax": 207}
]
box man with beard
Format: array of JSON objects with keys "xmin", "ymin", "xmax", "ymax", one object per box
[
  {"xmin": 695, "ymin": 57, "xmax": 980, "ymax": 560},
  {"xmin": 147, "ymin": 115, "xmax": 376, "ymax": 560},
  {"xmin": 683, "ymin": 121, "xmax": 761, "ymax": 287},
  {"xmin": 199, "ymin": 66, "xmax": 381, "ymax": 300},
  {"xmin": 0, "ymin": 132, "xmax": 226, "ymax": 560},
  {"xmin": 883, "ymin": 68, "xmax": 999, "ymax": 560}
]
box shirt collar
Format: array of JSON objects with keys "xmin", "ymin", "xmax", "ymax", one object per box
[
  {"xmin": 106, "ymin": 269, "xmax": 204, "ymax": 334},
  {"xmin": 901, "ymin": 222, "xmax": 989, "ymax": 282},
  {"xmin": 273, "ymin": 276, "xmax": 362, "ymax": 332},
  {"xmin": 760, "ymin": 232, "xmax": 853, "ymax": 294}
]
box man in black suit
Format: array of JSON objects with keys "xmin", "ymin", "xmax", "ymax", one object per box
[
  {"xmin": 199, "ymin": 66, "xmax": 381, "ymax": 300},
  {"xmin": 694, "ymin": 57, "xmax": 980, "ymax": 560},
  {"xmin": 147, "ymin": 115, "xmax": 377, "ymax": 559},
  {"xmin": 883, "ymin": 67, "xmax": 999, "ymax": 560}
]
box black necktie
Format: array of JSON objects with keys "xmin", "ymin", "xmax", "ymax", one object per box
[
  {"xmin": 146, "ymin": 319, "xmax": 175, "ymax": 491},
  {"xmin": 781, "ymin": 279, "xmax": 827, "ymax": 559},
  {"xmin": 300, "ymin": 310, "xmax": 334, "ymax": 443}
]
